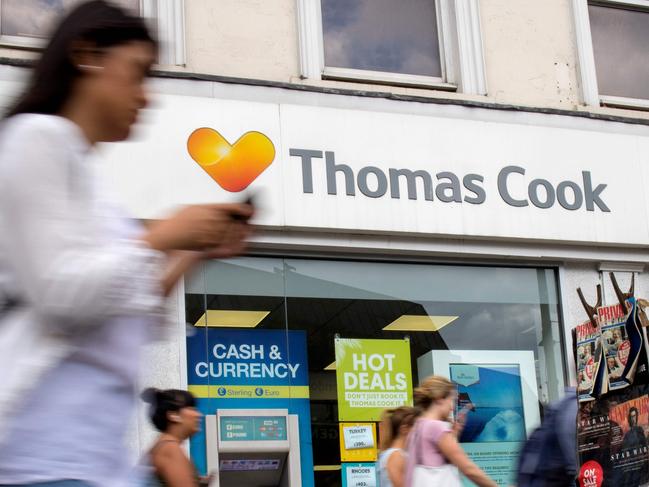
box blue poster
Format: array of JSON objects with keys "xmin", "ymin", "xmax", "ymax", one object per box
[
  {"xmin": 186, "ymin": 328, "xmax": 314, "ymax": 487},
  {"xmin": 341, "ymin": 463, "xmax": 378, "ymax": 487},
  {"xmin": 450, "ymin": 364, "xmax": 525, "ymax": 487}
]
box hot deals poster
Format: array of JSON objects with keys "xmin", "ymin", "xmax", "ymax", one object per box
[{"xmin": 335, "ymin": 338, "xmax": 413, "ymax": 422}]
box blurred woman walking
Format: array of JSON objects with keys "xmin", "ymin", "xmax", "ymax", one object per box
[
  {"xmin": 141, "ymin": 389, "xmax": 209, "ymax": 487},
  {"xmin": 405, "ymin": 376, "xmax": 498, "ymax": 487},
  {"xmin": 0, "ymin": 2, "xmax": 251, "ymax": 486},
  {"xmin": 379, "ymin": 406, "xmax": 418, "ymax": 487}
]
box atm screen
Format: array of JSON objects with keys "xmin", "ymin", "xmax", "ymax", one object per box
[
  {"xmin": 220, "ymin": 415, "xmax": 288, "ymax": 442},
  {"xmin": 219, "ymin": 459, "xmax": 281, "ymax": 471}
]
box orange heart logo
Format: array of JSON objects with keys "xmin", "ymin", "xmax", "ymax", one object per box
[{"xmin": 187, "ymin": 128, "xmax": 275, "ymax": 192}]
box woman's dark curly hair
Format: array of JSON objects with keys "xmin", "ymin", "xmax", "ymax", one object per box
[{"xmin": 141, "ymin": 388, "xmax": 197, "ymax": 432}]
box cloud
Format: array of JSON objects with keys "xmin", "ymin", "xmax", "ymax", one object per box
[
  {"xmin": 2, "ymin": 0, "xmax": 139, "ymax": 38},
  {"xmin": 322, "ymin": 0, "xmax": 442, "ymax": 77},
  {"xmin": 589, "ymin": 5, "xmax": 649, "ymax": 99},
  {"xmin": 2, "ymin": 0, "xmax": 67, "ymax": 37}
]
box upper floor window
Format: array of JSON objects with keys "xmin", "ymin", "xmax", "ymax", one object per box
[
  {"xmin": 298, "ymin": 0, "xmax": 487, "ymax": 95},
  {"xmin": 0, "ymin": 0, "xmax": 185, "ymax": 66},
  {"xmin": 0, "ymin": 0, "xmax": 139, "ymax": 47},
  {"xmin": 321, "ymin": 0, "xmax": 443, "ymax": 80},
  {"xmin": 573, "ymin": 0, "xmax": 649, "ymax": 110}
]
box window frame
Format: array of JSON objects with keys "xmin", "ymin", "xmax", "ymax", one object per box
[
  {"xmin": 0, "ymin": 0, "xmax": 186, "ymax": 66},
  {"xmin": 297, "ymin": 0, "xmax": 487, "ymax": 95},
  {"xmin": 573, "ymin": 0, "xmax": 649, "ymax": 110}
]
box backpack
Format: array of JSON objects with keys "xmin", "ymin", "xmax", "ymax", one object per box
[{"xmin": 517, "ymin": 394, "xmax": 577, "ymax": 487}]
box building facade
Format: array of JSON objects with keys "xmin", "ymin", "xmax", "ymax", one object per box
[{"xmin": 1, "ymin": 1, "xmax": 649, "ymax": 486}]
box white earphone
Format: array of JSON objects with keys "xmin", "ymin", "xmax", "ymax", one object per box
[{"xmin": 77, "ymin": 64, "xmax": 104, "ymax": 71}]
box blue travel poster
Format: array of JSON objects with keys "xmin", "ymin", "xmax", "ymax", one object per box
[
  {"xmin": 450, "ymin": 363, "xmax": 526, "ymax": 486},
  {"xmin": 186, "ymin": 328, "xmax": 314, "ymax": 487}
]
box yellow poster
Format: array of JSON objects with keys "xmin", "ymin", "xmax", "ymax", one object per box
[{"xmin": 339, "ymin": 422, "xmax": 377, "ymax": 462}]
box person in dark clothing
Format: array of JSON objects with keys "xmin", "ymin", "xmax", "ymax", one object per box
[{"xmin": 621, "ymin": 407, "xmax": 647, "ymax": 451}]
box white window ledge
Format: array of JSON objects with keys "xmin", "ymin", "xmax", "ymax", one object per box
[
  {"xmin": 322, "ymin": 66, "xmax": 457, "ymax": 91},
  {"xmin": 600, "ymin": 95, "xmax": 649, "ymax": 111}
]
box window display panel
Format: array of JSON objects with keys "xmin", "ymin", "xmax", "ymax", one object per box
[
  {"xmin": 282, "ymin": 259, "xmax": 564, "ymax": 487},
  {"xmin": 184, "ymin": 258, "xmax": 316, "ymax": 486},
  {"xmin": 185, "ymin": 257, "xmax": 565, "ymax": 487}
]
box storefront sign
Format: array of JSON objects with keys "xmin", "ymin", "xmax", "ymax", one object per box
[
  {"xmin": 335, "ymin": 338, "xmax": 413, "ymax": 421},
  {"xmin": 186, "ymin": 329, "xmax": 314, "ymax": 485},
  {"xmin": 342, "ymin": 463, "xmax": 378, "ymax": 487},
  {"xmin": 219, "ymin": 415, "xmax": 287, "ymax": 441},
  {"xmin": 291, "ymin": 149, "xmax": 610, "ymax": 212},
  {"xmin": 339, "ymin": 423, "xmax": 377, "ymax": 462},
  {"xmin": 100, "ymin": 93, "xmax": 649, "ymax": 247}
]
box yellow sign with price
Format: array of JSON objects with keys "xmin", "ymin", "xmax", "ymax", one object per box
[{"xmin": 339, "ymin": 423, "xmax": 377, "ymax": 462}]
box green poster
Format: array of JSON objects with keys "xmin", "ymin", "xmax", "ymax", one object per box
[{"xmin": 335, "ymin": 338, "xmax": 413, "ymax": 421}]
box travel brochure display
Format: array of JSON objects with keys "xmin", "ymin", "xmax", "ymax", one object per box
[
  {"xmin": 341, "ymin": 463, "xmax": 378, "ymax": 487},
  {"xmin": 574, "ymin": 275, "xmax": 649, "ymax": 487},
  {"xmin": 418, "ymin": 349, "xmax": 540, "ymax": 487},
  {"xmin": 339, "ymin": 423, "xmax": 377, "ymax": 462}
]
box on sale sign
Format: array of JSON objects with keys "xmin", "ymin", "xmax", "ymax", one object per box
[
  {"xmin": 335, "ymin": 338, "xmax": 413, "ymax": 421},
  {"xmin": 579, "ymin": 460, "xmax": 603, "ymax": 487}
]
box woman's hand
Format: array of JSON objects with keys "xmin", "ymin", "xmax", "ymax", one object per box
[
  {"xmin": 437, "ymin": 432, "xmax": 498, "ymax": 487},
  {"xmin": 142, "ymin": 203, "xmax": 253, "ymax": 252},
  {"xmin": 453, "ymin": 408, "xmax": 469, "ymax": 437}
]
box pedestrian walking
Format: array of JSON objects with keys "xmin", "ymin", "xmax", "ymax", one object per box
[
  {"xmin": 516, "ymin": 388, "xmax": 578, "ymax": 487},
  {"xmin": 0, "ymin": 2, "xmax": 252, "ymax": 486},
  {"xmin": 378, "ymin": 406, "xmax": 418, "ymax": 487},
  {"xmin": 405, "ymin": 376, "xmax": 498, "ymax": 487},
  {"xmin": 141, "ymin": 389, "xmax": 208, "ymax": 487}
]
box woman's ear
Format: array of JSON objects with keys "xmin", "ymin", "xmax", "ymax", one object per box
[
  {"xmin": 70, "ymin": 40, "xmax": 104, "ymax": 73},
  {"xmin": 167, "ymin": 411, "xmax": 182, "ymax": 424}
]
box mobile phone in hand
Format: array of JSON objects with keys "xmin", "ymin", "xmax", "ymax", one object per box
[{"xmin": 231, "ymin": 193, "xmax": 256, "ymax": 221}]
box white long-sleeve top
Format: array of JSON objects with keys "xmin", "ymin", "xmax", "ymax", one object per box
[{"xmin": 0, "ymin": 114, "xmax": 168, "ymax": 486}]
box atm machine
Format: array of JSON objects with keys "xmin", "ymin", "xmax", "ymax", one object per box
[{"xmin": 205, "ymin": 409, "xmax": 302, "ymax": 487}]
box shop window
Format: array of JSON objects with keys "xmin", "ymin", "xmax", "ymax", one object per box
[
  {"xmin": 573, "ymin": 0, "xmax": 649, "ymax": 110},
  {"xmin": 185, "ymin": 257, "xmax": 565, "ymax": 487},
  {"xmin": 297, "ymin": 0, "xmax": 487, "ymax": 94},
  {"xmin": 0, "ymin": 0, "xmax": 185, "ymax": 65}
]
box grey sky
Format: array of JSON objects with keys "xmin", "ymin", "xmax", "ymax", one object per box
[
  {"xmin": 321, "ymin": 0, "xmax": 442, "ymax": 77},
  {"xmin": 2, "ymin": 0, "xmax": 139, "ymax": 38},
  {"xmin": 589, "ymin": 4, "xmax": 649, "ymax": 100}
]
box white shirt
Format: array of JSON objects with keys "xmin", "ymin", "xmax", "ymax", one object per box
[
  {"xmin": 0, "ymin": 114, "xmax": 167, "ymax": 486},
  {"xmin": 379, "ymin": 447, "xmax": 403, "ymax": 487}
]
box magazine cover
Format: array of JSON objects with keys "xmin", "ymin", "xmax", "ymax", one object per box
[
  {"xmin": 613, "ymin": 298, "xmax": 649, "ymax": 388},
  {"xmin": 606, "ymin": 394, "xmax": 649, "ymax": 486},
  {"xmin": 575, "ymin": 319, "xmax": 607, "ymax": 401},
  {"xmin": 577, "ymin": 387, "xmax": 649, "ymax": 487},
  {"xmin": 577, "ymin": 398, "xmax": 612, "ymax": 487},
  {"xmin": 626, "ymin": 298, "xmax": 649, "ymax": 386},
  {"xmin": 598, "ymin": 304, "xmax": 632, "ymax": 390}
]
